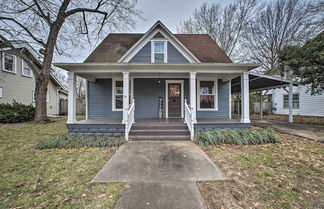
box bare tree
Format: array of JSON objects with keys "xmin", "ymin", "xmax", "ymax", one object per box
[
  {"xmin": 241, "ymin": 0, "xmax": 322, "ymax": 74},
  {"xmin": 0, "ymin": 0, "xmax": 139, "ymax": 122},
  {"xmin": 177, "ymin": 0, "xmax": 259, "ymax": 59},
  {"xmin": 76, "ymin": 77, "xmax": 86, "ymax": 100}
]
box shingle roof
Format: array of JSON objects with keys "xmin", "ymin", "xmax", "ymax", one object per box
[{"xmin": 84, "ymin": 33, "xmax": 232, "ymax": 63}]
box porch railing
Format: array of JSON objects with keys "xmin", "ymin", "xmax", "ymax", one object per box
[
  {"xmin": 125, "ymin": 99, "xmax": 135, "ymax": 140},
  {"xmin": 184, "ymin": 99, "xmax": 194, "ymax": 140}
]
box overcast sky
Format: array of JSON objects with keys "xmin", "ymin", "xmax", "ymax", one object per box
[{"xmin": 63, "ymin": 0, "xmax": 235, "ymax": 63}]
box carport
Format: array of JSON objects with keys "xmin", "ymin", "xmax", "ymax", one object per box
[{"xmin": 231, "ymin": 72, "xmax": 298, "ymax": 123}]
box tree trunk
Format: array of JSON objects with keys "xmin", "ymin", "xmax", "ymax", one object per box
[{"xmin": 34, "ymin": 75, "xmax": 50, "ymax": 122}]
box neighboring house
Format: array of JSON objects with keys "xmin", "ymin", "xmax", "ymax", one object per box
[
  {"xmin": 56, "ymin": 21, "xmax": 260, "ymax": 140},
  {"xmin": 0, "ymin": 42, "xmax": 68, "ymax": 115},
  {"xmin": 270, "ymin": 85, "xmax": 324, "ymax": 117}
]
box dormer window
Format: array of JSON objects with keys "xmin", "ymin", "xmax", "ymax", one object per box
[{"xmin": 152, "ymin": 41, "xmax": 167, "ymax": 63}]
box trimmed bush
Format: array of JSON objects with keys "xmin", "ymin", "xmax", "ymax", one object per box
[
  {"xmin": 195, "ymin": 128, "xmax": 281, "ymax": 146},
  {"xmin": 0, "ymin": 100, "xmax": 35, "ymax": 123},
  {"xmin": 36, "ymin": 135, "xmax": 126, "ymax": 149}
]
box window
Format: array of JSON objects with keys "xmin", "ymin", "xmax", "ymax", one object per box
[
  {"xmin": 2, "ymin": 53, "xmax": 16, "ymax": 73},
  {"xmin": 22, "ymin": 60, "xmax": 32, "ymax": 77},
  {"xmin": 112, "ymin": 79, "xmax": 132, "ymax": 111},
  {"xmin": 0, "ymin": 87, "xmax": 2, "ymax": 98},
  {"xmin": 32, "ymin": 91, "xmax": 36, "ymax": 102},
  {"xmin": 283, "ymin": 94, "xmax": 299, "ymax": 109},
  {"xmin": 198, "ymin": 79, "xmax": 218, "ymax": 110},
  {"xmin": 152, "ymin": 41, "xmax": 166, "ymax": 63}
]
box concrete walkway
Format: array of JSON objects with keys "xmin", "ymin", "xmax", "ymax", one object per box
[
  {"xmin": 253, "ymin": 120, "xmax": 324, "ymax": 142},
  {"xmin": 92, "ymin": 141, "xmax": 226, "ymax": 209}
]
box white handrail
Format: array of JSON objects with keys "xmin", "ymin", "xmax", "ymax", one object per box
[
  {"xmin": 184, "ymin": 99, "xmax": 194, "ymax": 140},
  {"xmin": 125, "ymin": 99, "xmax": 135, "ymax": 140}
]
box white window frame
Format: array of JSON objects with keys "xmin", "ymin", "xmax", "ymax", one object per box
[
  {"xmin": 283, "ymin": 93, "xmax": 299, "ymax": 109},
  {"xmin": 21, "ymin": 60, "xmax": 32, "ymax": 77},
  {"xmin": 0, "ymin": 87, "xmax": 3, "ymax": 98},
  {"xmin": 32, "ymin": 90, "xmax": 35, "ymax": 102},
  {"xmin": 112, "ymin": 77, "xmax": 133, "ymax": 111},
  {"xmin": 151, "ymin": 40, "xmax": 167, "ymax": 63},
  {"xmin": 2, "ymin": 52, "xmax": 17, "ymax": 74},
  {"xmin": 197, "ymin": 78, "xmax": 218, "ymax": 111}
]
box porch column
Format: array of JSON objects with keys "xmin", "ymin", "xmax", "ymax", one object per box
[
  {"xmin": 240, "ymin": 72, "xmax": 250, "ymax": 123},
  {"xmin": 190, "ymin": 72, "xmax": 197, "ymax": 123},
  {"xmin": 67, "ymin": 71, "xmax": 76, "ymax": 124},
  {"xmin": 122, "ymin": 72, "xmax": 129, "ymax": 124},
  {"xmin": 288, "ymin": 82, "xmax": 293, "ymax": 123},
  {"xmin": 260, "ymin": 91, "xmax": 263, "ymax": 119}
]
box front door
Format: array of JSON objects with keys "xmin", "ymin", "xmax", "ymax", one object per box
[{"xmin": 168, "ymin": 83, "xmax": 181, "ymax": 118}]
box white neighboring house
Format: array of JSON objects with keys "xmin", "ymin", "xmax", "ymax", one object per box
[
  {"xmin": 0, "ymin": 42, "xmax": 68, "ymax": 115},
  {"xmin": 271, "ymin": 85, "xmax": 324, "ymax": 117}
]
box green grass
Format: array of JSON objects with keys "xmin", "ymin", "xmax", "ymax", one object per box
[
  {"xmin": 195, "ymin": 128, "xmax": 282, "ymax": 146},
  {"xmin": 36, "ymin": 135, "xmax": 126, "ymax": 149},
  {"xmin": 0, "ymin": 119, "xmax": 124, "ymax": 209},
  {"xmin": 198, "ymin": 133, "xmax": 324, "ymax": 209}
]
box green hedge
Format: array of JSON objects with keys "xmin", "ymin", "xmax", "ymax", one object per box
[
  {"xmin": 195, "ymin": 129, "xmax": 281, "ymax": 146},
  {"xmin": 36, "ymin": 135, "xmax": 126, "ymax": 149},
  {"xmin": 0, "ymin": 101, "xmax": 35, "ymax": 123}
]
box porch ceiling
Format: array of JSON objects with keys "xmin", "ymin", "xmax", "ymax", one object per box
[
  {"xmin": 54, "ymin": 62, "xmax": 259, "ymax": 73},
  {"xmin": 231, "ymin": 72, "xmax": 298, "ymax": 93}
]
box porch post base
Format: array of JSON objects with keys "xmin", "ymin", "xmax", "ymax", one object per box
[{"xmin": 240, "ymin": 118, "xmax": 251, "ymax": 123}]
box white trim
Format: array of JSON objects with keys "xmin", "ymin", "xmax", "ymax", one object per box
[
  {"xmin": 85, "ymin": 80, "xmax": 88, "ymax": 119},
  {"xmin": 2, "ymin": 52, "xmax": 17, "ymax": 74},
  {"xmin": 165, "ymin": 80, "xmax": 184, "ymax": 118},
  {"xmin": 112, "ymin": 76, "xmax": 133, "ymax": 112},
  {"xmin": 32, "ymin": 90, "xmax": 35, "ymax": 102},
  {"xmin": 0, "ymin": 87, "xmax": 3, "ymax": 98},
  {"xmin": 21, "ymin": 59, "xmax": 32, "ymax": 78},
  {"xmin": 118, "ymin": 22, "xmax": 200, "ymax": 63},
  {"xmin": 197, "ymin": 78, "xmax": 218, "ymax": 111},
  {"xmin": 229, "ymin": 80, "xmax": 232, "ymax": 119},
  {"xmin": 151, "ymin": 39, "xmax": 168, "ymax": 63}
]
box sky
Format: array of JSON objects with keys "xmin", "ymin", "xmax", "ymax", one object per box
[{"xmin": 63, "ymin": 0, "xmax": 234, "ymax": 63}]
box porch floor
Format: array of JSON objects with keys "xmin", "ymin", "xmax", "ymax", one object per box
[{"xmin": 74, "ymin": 118, "xmax": 242, "ymax": 125}]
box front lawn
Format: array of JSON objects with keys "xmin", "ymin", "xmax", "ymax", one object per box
[
  {"xmin": 0, "ymin": 119, "xmax": 124, "ymax": 208},
  {"xmin": 199, "ymin": 133, "xmax": 324, "ymax": 209}
]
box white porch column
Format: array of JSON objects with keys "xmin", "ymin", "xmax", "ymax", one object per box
[
  {"xmin": 288, "ymin": 82, "xmax": 293, "ymax": 123},
  {"xmin": 190, "ymin": 72, "xmax": 197, "ymax": 123},
  {"xmin": 240, "ymin": 72, "xmax": 250, "ymax": 123},
  {"xmin": 122, "ymin": 72, "xmax": 129, "ymax": 124},
  {"xmin": 260, "ymin": 91, "xmax": 263, "ymax": 119},
  {"xmin": 67, "ymin": 71, "xmax": 76, "ymax": 124}
]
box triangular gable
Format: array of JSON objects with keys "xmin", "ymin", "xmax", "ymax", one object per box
[
  {"xmin": 153, "ymin": 32, "xmax": 165, "ymax": 39},
  {"xmin": 118, "ymin": 21, "xmax": 201, "ymax": 63}
]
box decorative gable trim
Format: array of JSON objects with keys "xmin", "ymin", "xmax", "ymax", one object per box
[{"xmin": 118, "ymin": 21, "xmax": 201, "ymax": 63}]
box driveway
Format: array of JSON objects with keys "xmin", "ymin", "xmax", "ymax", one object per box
[
  {"xmin": 253, "ymin": 120, "xmax": 324, "ymax": 143},
  {"xmin": 92, "ymin": 141, "xmax": 226, "ymax": 209}
]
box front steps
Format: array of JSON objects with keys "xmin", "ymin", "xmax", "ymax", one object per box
[{"xmin": 129, "ymin": 124, "xmax": 190, "ymax": 141}]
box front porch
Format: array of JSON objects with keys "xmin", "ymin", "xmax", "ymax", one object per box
[{"xmin": 67, "ymin": 118, "xmax": 251, "ymax": 139}]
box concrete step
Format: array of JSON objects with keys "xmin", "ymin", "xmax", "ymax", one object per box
[
  {"xmin": 129, "ymin": 135, "xmax": 190, "ymax": 141},
  {"xmin": 131, "ymin": 125, "xmax": 188, "ymax": 130},
  {"xmin": 130, "ymin": 129, "xmax": 190, "ymax": 136}
]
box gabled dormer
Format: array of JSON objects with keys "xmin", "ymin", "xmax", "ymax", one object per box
[{"xmin": 119, "ymin": 21, "xmax": 200, "ymax": 63}]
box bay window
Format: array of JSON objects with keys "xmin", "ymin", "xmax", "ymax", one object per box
[{"xmin": 198, "ymin": 79, "xmax": 218, "ymax": 110}]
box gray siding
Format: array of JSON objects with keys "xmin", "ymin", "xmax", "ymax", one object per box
[
  {"xmin": 129, "ymin": 41, "xmax": 189, "ymax": 63},
  {"xmin": 129, "ymin": 42, "xmax": 151, "ymax": 63},
  {"xmin": 167, "ymin": 42, "xmax": 189, "ymax": 63},
  {"xmin": 134, "ymin": 78, "xmax": 189, "ymax": 118},
  {"xmin": 196, "ymin": 80, "xmax": 230, "ymax": 118},
  {"xmin": 87, "ymin": 78, "xmax": 229, "ymax": 119},
  {"xmin": 88, "ymin": 79, "xmax": 122, "ymax": 118}
]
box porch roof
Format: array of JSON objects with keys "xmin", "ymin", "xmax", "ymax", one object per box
[
  {"xmin": 231, "ymin": 72, "xmax": 299, "ymax": 93},
  {"xmin": 54, "ymin": 62, "xmax": 259, "ymax": 74}
]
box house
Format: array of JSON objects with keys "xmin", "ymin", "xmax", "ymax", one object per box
[
  {"xmin": 270, "ymin": 85, "xmax": 324, "ymax": 117},
  {"xmin": 55, "ymin": 21, "xmax": 260, "ymax": 140},
  {"xmin": 0, "ymin": 42, "xmax": 68, "ymax": 115}
]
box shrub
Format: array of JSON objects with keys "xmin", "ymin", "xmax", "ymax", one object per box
[
  {"xmin": 0, "ymin": 100, "xmax": 35, "ymax": 123},
  {"xmin": 36, "ymin": 135, "xmax": 126, "ymax": 149},
  {"xmin": 195, "ymin": 128, "xmax": 281, "ymax": 146}
]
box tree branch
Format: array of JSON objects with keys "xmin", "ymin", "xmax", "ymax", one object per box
[{"xmin": 0, "ymin": 17, "xmax": 46, "ymax": 47}]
